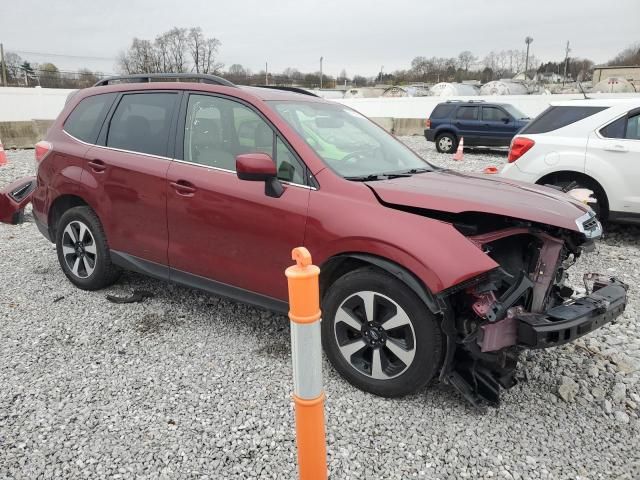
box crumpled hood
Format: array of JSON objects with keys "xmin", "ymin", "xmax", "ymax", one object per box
[{"xmin": 367, "ymin": 170, "xmax": 590, "ymax": 232}]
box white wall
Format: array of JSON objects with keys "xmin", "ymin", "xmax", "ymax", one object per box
[
  {"xmin": 2, "ymin": 87, "xmax": 640, "ymax": 123},
  {"xmin": 334, "ymin": 92, "xmax": 640, "ymax": 119},
  {"xmin": 0, "ymin": 87, "xmax": 74, "ymax": 122}
]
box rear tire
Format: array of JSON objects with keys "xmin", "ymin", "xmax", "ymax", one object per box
[
  {"xmin": 435, "ymin": 133, "xmax": 457, "ymax": 153},
  {"xmin": 321, "ymin": 267, "xmax": 443, "ymax": 397},
  {"xmin": 55, "ymin": 206, "xmax": 121, "ymax": 290}
]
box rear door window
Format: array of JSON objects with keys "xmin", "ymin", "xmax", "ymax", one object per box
[
  {"xmin": 456, "ymin": 106, "xmax": 479, "ymax": 120},
  {"xmin": 521, "ymin": 106, "xmax": 607, "ymax": 134},
  {"xmin": 106, "ymin": 93, "xmax": 178, "ymax": 156},
  {"xmin": 625, "ymin": 114, "xmax": 640, "ymax": 140},
  {"xmin": 64, "ymin": 93, "xmax": 117, "ymax": 144}
]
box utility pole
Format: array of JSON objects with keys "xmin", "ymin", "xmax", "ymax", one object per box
[
  {"xmin": 265, "ymin": 62, "xmax": 268, "ymax": 86},
  {"xmin": 563, "ymin": 41, "xmax": 571, "ymax": 86},
  {"xmin": 524, "ymin": 36, "xmax": 534, "ymax": 79},
  {"xmin": 379, "ymin": 65, "xmax": 384, "ymax": 83},
  {"xmin": 319, "ymin": 56, "xmax": 323, "ymax": 89},
  {"xmin": 0, "ymin": 43, "xmax": 7, "ymax": 87}
]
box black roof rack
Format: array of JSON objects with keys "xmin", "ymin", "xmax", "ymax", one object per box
[
  {"xmin": 445, "ymin": 99, "xmax": 486, "ymax": 103},
  {"xmin": 254, "ymin": 85, "xmax": 319, "ymax": 97},
  {"xmin": 93, "ymin": 73, "xmax": 236, "ymax": 88}
]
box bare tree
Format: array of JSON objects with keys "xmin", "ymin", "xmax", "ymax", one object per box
[{"xmin": 457, "ymin": 51, "xmax": 476, "ymax": 71}]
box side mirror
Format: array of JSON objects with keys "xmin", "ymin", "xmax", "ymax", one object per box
[
  {"xmin": 236, "ymin": 153, "xmax": 283, "ymax": 198},
  {"xmin": 502, "ymin": 117, "xmax": 511, "ymax": 124}
]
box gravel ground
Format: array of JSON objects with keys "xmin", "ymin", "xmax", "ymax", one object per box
[{"xmin": 1, "ymin": 143, "xmax": 639, "ymax": 479}]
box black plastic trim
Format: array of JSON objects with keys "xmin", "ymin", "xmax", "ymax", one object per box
[
  {"xmin": 517, "ymin": 280, "xmax": 627, "ymax": 349},
  {"xmin": 110, "ymin": 250, "xmax": 288, "ymax": 314}
]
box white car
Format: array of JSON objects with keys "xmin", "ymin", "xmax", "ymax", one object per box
[{"xmin": 500, "ymin": 98, "xmax": 640, "ymax": 223}]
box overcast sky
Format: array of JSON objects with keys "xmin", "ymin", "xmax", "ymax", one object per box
[{"xmin": 2, "ymin": 0, "xmax": 638, "ymax": 77}]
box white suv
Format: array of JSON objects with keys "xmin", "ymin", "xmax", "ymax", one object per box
[{"xmin": 500, "ymin": 98, "xmax": 640, "ymax": 223}]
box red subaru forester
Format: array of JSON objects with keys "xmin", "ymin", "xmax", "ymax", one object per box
[{"xmin": 5, "ymin": 74, "xmax": 627, "ymax": 406}]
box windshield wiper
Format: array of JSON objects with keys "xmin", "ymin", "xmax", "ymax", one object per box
[{"xmin": 344, "ymin": 172, "xmax": 413, "ymax": 182}]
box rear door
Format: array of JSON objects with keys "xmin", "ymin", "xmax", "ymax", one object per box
[
  {"xmin": 84, "ymin": 91, "xmax": 179, "ymax": 265},
  {"xmin": 587, "ymin": 108, "xmax": 640, "ymax": 217},
  {"xmin": 480, "ymin": 105, "xmax": 515, "ymax": 145},
  {"xmin": 166, "ymin": 93, "xmax": 310, "ymax": 301},
  {"xmin": 453, "ymin": 105, "xmax": 482, "ymax": 143}
]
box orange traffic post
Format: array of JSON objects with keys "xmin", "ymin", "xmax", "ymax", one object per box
[
  {"xmin": 285, "ymin": 247, "xmax": 327, "ymax": 480},
  {"xmin": 0, "ymin": 138, "xmax": 7, "ymax": 166}
]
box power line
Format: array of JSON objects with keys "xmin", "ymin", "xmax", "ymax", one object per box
[{"xmin": 12, "ymin": 49, "xmax": 117, "ymax": 61}]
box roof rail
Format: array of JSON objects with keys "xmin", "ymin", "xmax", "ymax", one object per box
[
  {"xmin": 254, "ymin": 85, "xmax": 319, "ymax": 97},
  {"xmin": 445, "ymin": 99, "xmax": 486, "ymax": 103},
  {"xmin": 93, "ymin": 73, "xmax": 236, "ymax": 88}
]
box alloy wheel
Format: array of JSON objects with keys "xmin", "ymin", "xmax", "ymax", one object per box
[
  {"xmin": 334, "ymin": 291, "xmax": 417, "ymax": 380},
  {"xmin": 61, "ymin": 220, "xmax": 98, "ymax": 279}
]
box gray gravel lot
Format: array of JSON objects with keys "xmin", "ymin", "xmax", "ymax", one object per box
[{"xmin": 1, "ymin": 142, "xmax": 639, "ymax": 479}]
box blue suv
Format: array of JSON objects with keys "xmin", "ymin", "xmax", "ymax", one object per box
[{"xmin": 424, "ymin": 100, "xmax": 530, "ymax": 153}]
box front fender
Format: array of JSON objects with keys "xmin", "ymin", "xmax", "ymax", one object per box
[{"xmin": 305, "ymin": 185, "xmax": 499, "ymax": 295}]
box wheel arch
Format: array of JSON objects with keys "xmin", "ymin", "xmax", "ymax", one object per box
[
  {"xmin": 536, "ymin": 170, "xmax": 609, "ymax": 217},
  {"xmin": 319, "ymin": 253, "xmax": 442, "ymax": 315},
  {"xmin": 48, "ymin": 194, "xmax": 90, "ymax": 240}
]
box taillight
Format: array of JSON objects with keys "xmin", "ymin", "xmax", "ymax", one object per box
[
  {"xmin": 35, "ymin": 141, "xmax": 52, "ymax": 163},
  {"xmin": 425, "ymin": 118, "xmax": 431, "ymax": 129},
  {"xmin": 508, "ymin": 137, "xmax": 534, "ymax": 163}
]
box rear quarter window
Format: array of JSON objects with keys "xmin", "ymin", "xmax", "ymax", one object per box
[
  {"xmin": 430, "ymin": 104, "xmax": 455, "ymax": 118},
  {"xmin": 64, "ymin": 93, "xmax": 117, "ymax": 143},
  {"xmin": 521, "ymin": 106, "xmax": 607, "ymax": 134}
]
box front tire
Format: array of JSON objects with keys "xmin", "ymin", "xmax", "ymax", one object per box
[
  {"xmin": 321, "ymin": 267, "xmax": 443, "ymax": 397},
  {"xmin": 55, "ymin": 206, "xmax": 121, "ymax": 290}
]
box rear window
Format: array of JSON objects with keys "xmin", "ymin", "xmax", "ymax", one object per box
[
  {"xmin": 431, "ymin": 104, "xmax": 456, "ymax": 118},
  {"xmin": 106, "ymin": 93, "xmax": 178, "ymax": 156},
  {"xmin": 64, "ymin": 93, "xmax": 117, "ymax": 143},
  {"xmin": 521, "ymin": 106, "xmax": 607, "ymax": 134}
]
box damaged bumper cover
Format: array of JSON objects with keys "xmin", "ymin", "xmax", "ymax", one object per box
[
  {"xmin": 0, "ymin": 176, "xmax": 36, "ymax": 225},
  {"xmin": 479, "ymin": 278, "xmax": 628, "ymax": 352}
]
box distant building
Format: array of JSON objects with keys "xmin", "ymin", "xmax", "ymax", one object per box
[{"xmin": 592, "ymin": 66, "xmax": 640, "ymax": 84}]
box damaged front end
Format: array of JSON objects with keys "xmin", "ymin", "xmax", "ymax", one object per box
[
  {"xmin": 0, "ymin": 176, "xmax": 36, "ymax": 225},
  {"xmin": 437, "ymin": 212, "xmax": 628, "ymax": 408}
]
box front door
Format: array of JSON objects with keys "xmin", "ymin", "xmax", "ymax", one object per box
[
  {"xmin": 587, "ymin": 108, "xmax": 640, "ymax": 217},
  {"xmin": 480, "ymin": 105, "xmax": 514, "ymax": 146},
  {"xmin": 166, "ymin": 93, "xmax": 310, "ymax": 301},
  {"xmin": 84, "ymin": 91, "xmax": 179, "ymax": 265}
]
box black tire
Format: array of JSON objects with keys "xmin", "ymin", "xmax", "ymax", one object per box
[
  {"xmin": 435, "ymin": 132, "xmax": 457, "ymax": 153},
  {"xmin": 321, "ymin": 267, "xmax": 443, "ymax": 397},
  {"xmin": 55, "ymin": 206, "xmax": 121, "ymax": 290}
]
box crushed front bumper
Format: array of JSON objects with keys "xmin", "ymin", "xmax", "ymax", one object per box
[
  {"xmin": 0, "ymin": 176, "xmax": 36, "ymax": 225},
  {"xmin": 517, "ymin": 278, "xmax": 628, "ymax": 349}
]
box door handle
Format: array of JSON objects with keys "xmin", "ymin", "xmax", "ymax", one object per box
[
  {"xmin": 169, "ymin": 180, "xmax": 197, "ymax": 195},
  {"xmin": 604, "ymin": 144, "xmax": 628, "ymax": 152},
  {"xmin": 88, "ymin": 159, "xmax": 106, "ymax": 172}
]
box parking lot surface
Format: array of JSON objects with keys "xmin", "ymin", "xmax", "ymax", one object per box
[{"xmin": 1, "ymin": 142, "xmax": 639, "ymax": 479}]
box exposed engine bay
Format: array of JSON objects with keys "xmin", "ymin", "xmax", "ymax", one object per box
[{"xmin": 436, "ymin": 214, "xmax": 628, "ymax": 408}]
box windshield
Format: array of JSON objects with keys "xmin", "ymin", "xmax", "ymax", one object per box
[
  {"xmin": 502, "ymin": 104, "xmax": 529, "ymax": 120},
  {"xmin": 269, "ymin": 101, "xmax": 433, "ymax": 179}
]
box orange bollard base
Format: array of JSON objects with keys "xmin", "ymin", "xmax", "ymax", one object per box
[{"xmin": 294, "ymin": 394, "xmax": 328, "ymax": 480}]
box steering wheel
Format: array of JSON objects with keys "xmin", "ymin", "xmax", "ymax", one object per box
[{"xmin": 341, "ymin": 150, "xmax": 372, "ymax": 164}]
